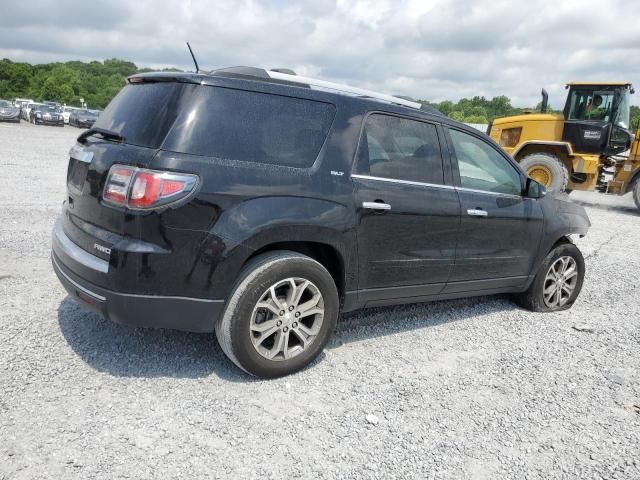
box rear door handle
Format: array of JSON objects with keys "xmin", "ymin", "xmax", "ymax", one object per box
[
  {"xmin": 467, "ymin": 208, "xmax": 488, "ymax": 217},
  {"xmin": 363, "ymin": 201, "xmax": 391, "ymax": 211}
]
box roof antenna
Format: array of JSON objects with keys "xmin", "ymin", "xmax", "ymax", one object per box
[{"xmin": 186, "ymin": 42, "xmax": 200, "ymax": 73}]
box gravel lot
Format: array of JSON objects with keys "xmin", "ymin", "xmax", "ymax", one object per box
[{"xmin": 1, "ymin": 121, "xmax": 639, "ymax": 480}]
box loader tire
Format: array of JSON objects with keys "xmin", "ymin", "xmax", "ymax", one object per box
[
  {"xmin": 633, "ymin": 180, "xmax": 640, "ymax": 211},
  {"xmin": 519, "ymin": 153, "xmax": 569, "ymax": 193}
]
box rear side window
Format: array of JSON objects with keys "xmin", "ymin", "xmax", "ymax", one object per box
[
  {"xmin": 94, "ymin": 83, "xmax": 193, "ymax": 149},
  {"xmin": 357, "ymin": 114, "xmax": 444, "ymax": 184},
  {"xmin": 164, "ymin": 87, "xmax": 336, "ymax": 168}
]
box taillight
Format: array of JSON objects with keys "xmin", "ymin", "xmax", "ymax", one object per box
[
  {"xmin": 104, "ymin": 167, "xmax": 133, "ymax": 205},
  {"xmin": 103, "ymin": 165, "xmax": 198, "ymax": 210}
]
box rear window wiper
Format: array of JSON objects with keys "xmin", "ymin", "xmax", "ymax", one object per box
[{"xmin": 77, "ymin": 127, "xmax": 125, "ymax": 144}]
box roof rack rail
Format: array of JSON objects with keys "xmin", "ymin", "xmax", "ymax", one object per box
[{"xmin": 266, "ymin": 70, "xmax": 422, "ymax": 109}]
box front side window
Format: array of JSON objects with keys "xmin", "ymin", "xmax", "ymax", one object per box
[
  {"xmin": 566, "ymin": 89, "xmax": 615, "ymax": 123},
  {"xmin": 357, "ymin": 114, "xmax": 443, "ymax": 184},
  {"xmin": 449, "ymin": 129, "xmax": 522, "ymax": 195}
]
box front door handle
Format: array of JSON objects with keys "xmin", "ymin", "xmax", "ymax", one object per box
[
  {"xmin": 363, "ymin": 201, "xmax": 391, "ymax": 211},
  {"xmin": 467, "ymin": 208, "xmax": 488, "ymax": 217}
]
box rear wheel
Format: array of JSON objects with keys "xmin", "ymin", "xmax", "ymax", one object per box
[
  {"xmin": 216, "ymin": 251, "xmax": 339, "ymax": 378},
  {"xmin": 519, "ymin": 153, "xmax": 569, "ymax": 192},
  {"xmin": 514, "ymin": 242, "xmax": 585, "ymax": 312},
  {"xmin": 633, "ymin": 180, "xmax": 640, "ymax": 211}
]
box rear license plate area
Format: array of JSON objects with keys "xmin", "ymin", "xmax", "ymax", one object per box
[{"xmin": 68, "ymin": 158, "xmax": 89, "ymax": 191}]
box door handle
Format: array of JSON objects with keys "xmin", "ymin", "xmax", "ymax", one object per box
[
  {"xmin": 363, "ymin": 201, "xmax": 391, "ymax": 211},
  {"xmin": 467, "ymin": 208, "xmax": 488, "ymax": 217}
]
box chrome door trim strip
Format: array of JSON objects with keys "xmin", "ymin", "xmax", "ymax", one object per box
[{"xmin": 351, "ymin": 174, "xmax": 455, "ymax": 190}]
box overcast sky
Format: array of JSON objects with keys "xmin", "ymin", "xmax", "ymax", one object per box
[{"xmin": 2, "ymin": 0, "xmax": 640, "ymax": 107}]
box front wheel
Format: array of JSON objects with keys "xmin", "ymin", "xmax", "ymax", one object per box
[
  {"xmin": 216, "ymin": 251, "xmax": 339, "ymax": 378},
  {"xmin": 514, "ymin": 242, "xmax": 585, "ymax": 312}
]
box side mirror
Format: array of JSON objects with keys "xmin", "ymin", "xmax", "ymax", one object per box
[{"xmin": 525, "ymin": 177, "xmax": 546, "ymax": 199}]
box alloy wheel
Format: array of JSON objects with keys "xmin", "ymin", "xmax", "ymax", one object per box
[
  {"xmin": 543, "ymin": 256, "xmax": 579, "ymax": 308},
  {"xmin": 249, "ymin": 277, "xmax": 324, "ymax": 361}
]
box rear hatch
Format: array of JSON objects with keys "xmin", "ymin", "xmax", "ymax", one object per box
[{"xmin": 62, "ymin": 80, "xmax": 196, "ymax": 288}]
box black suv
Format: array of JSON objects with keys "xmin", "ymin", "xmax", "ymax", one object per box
[{"xmin": 52, "ymin": 67, "xmax": 590, "ymax": 378}]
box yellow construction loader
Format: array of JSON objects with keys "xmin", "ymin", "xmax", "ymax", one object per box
[{"xmin": 488, "ymin": 82, "xmax": 640, "ymax": 210}]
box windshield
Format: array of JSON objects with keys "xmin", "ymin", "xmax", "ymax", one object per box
[
  {"xmin": 613, "ymin": 89, "xmax": 631, "ymax": 129},
  {"xmin": 0, "ymin": 100, "xmax": 11, "ymax": 107}
]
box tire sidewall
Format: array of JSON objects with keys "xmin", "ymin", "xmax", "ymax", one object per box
[
  {"xmin": 520, "ymin": 153, "xmax": 568, "ymax": 192},
  {"xmin": 531, "ymin": 243, "xmax": 585, "ymax": 312},
  {"xmin": 633, "ymin": 180, "xmax": 640, "ymax": 210},
  {"xmin": 224, "ymin": 254, "xmax": 338, "ymax": 378}
]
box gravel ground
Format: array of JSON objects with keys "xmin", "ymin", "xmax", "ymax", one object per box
[{"xmin": 1, "ymin": 121, "xmax": 639, "ymax": 480}]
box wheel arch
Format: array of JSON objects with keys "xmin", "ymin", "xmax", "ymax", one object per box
[
  {"xmin": 245, "ymin": 241, "xmax": 346, "ymax": 303},
  {"xmin": 513, "ymin": 141, "xmax": 573, "ymax": 165}
]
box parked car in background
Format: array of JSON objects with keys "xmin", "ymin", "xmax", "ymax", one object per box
[
  {"xmin": 22, "ymin": 102, "xmax": 39, "ymax": 121},
  {"xmin": 0, "ymin": 99, "xmax": 21, "ymax": 122},
  {"xmin": 62, "ymin": 106, "xmax": 81, "ymax": 124},
  {"xmin": 69, "ymin": 109, "xmax": 99, "ymax": 128},
  {"xmin": 31, "ymin": 104, "xmax": 64, "ymax": 126},
  {"xmin": 13, "ymin": 98, "xmax": 34, "ymax": 111}
]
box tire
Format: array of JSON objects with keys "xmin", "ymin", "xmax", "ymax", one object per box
[
  {"xmin": 514, "ymin": 242, "xmax": 585, "ymax": 312},
  {"xmin": 216, "ymin": 250, "xmax": 339, "ymax": 378},
  {"xmin": 633, "ymin": 180, "xmax": 640, "ymax": 211},
  {"xmin": 519, "ymin": 153, "xmax": 569, "ymax": 192}
]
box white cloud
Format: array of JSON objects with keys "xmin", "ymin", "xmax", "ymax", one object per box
[{"xmin": 1, "ymin": 0, "xmax": 639, "ymax": 107}]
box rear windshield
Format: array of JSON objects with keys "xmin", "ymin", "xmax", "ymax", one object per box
[
  {"xmin": 164, "ymin": 86, "xmax": 336, "ymax": 168},
  {"xmin": 93, "ymin": 83, "xmax": 194, "ymax": 148}
]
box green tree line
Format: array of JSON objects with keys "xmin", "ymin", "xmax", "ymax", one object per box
[
  {"xmin": 0, "ymin": 58, "xmax": 141, "ymax": 108},
  {"xmin": 421, "ymin": 96, "xmax": 640, "ymax": 128},
  {"xmin": 2, "ymin": 57, "xmax": 639, "ymax": 128},
  {"xmin": 419, "ymin": 95, "xmax": 527, "ymax": 124}
]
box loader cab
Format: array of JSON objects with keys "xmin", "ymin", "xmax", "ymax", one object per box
[{"xmin": 562, "ymin": 83, "xmax": 633, "ymax": 156}]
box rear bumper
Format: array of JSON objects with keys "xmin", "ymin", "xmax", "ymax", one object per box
[{"xmin": 52, "ymin": 221, "xmax": 224, "ymax": 333}]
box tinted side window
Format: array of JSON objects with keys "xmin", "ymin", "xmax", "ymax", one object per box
[
  {"xmin": 449, "ymin": 129, "xmax": 522, "ymax": 195},
  {"xmin": 94, "ymin": 83, "xmax": 193, "ymax": 149},
  {"xmin": 357, "ymin": 114, "xmax": 443, "ymax": 184},
  {"xmin": 165, "ymin": 87, "xmax": 336, "ymax": 168}
]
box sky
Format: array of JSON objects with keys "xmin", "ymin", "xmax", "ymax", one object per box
[{"xmin": 2, "ymin": 0, "xmax": 640, "ymax": 108}]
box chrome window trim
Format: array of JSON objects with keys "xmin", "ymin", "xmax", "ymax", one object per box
[
  {"xmin": 455, "ymin": 186, "xmax": 524, "ymax": 199},
  {"xmin": 351, "ymin": 174, "xmax": 524, "ymax": 198},
  {"xmin": 351, "ymin": 174, "xmax": 455, "ymax": 190}
]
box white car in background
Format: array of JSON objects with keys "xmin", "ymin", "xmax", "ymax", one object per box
[
  {"xmin": 61, "ymin": 106, "xmax": 80, "ymax": 124},
  {"xmin": 13, "ymin": 98, "xmax": 34, "ymax": 111},
  {"xmin": 23, "ymin": 102, "xmax": 44, "ymax": 121}
]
